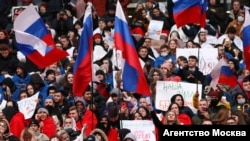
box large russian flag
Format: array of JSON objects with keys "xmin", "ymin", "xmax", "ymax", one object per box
[
  {"xmin": 114, "ymin": 1, "xmax": 150, "ymax": 96},
  {"xmin": 210, "ymin": 59, "xmax": 238, "ymax": 89},
  {"xmin": 14, "ymin": 4, "xmax": 68, "ymax": 69},
  {"xmin": 73, "ymin": 2, "xmax": 93, "ymax": 96},
  {"xmin": 242, "ymin": 8, "xmax": 250, "ymax": 70},
  {"xmin": 200, "ymin": 0, "xmax": 208, "ymax": 28},
  {"xmin": 173, "ymin": 0, "xmax": 202, "ymax": 28}
]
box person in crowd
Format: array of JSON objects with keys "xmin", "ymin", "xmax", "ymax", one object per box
[
  {"xmin": 29, "ymin": 73, "xmax": 49, "ymax": 107},
  {"xmin": 225, "ymin": 10, "xmax": 245, "ymax": 38},
  {"xmin": 96, "ymin": 114, "xmax": 118, "ymax": 141},
  {"xmin": 35, "ymin": 107, "xmax": 57, "ymax": 138},
  {"xmin": 68, "ymin": 105, "xmax": 97, "ymax": 136},
  {"xmin": 12, "ymin": 62, "xmax": 31, "ymax": 90},
  {"xmin": 28, "ymin": 119, "xmax": 50, "ymax": 141},
  {"xmin": 170, "ymin": 94, "xmax": 194, "ymax": 118},
  {"xmin": 231, "ymin": 110, "xmax": 249, "ymax": 125},
  {"xmin": 56, "ymin": 129, "xmax": 70, "ymax": 141},
  {"xmin": 20, "ymin": 127, "xmax": 41, "ymax": 141},
  {"xmin": 212, "ymin": 107, "xmax": 231, "ymax": 125},
  {"xmin": 177, "ymin": 55, "xmax": 204, "ymax": 84},
  {"xmin": 2, "ymin": 104, "xmax": 25, "ymax": 139},
  {"xmin": 0, "ymin": 77, "xmax": 21, "ymax": 101},
  {"xmin": 192, "ymin": 98, "xmax": 211, "ymax": 125},
  {"xmin": 206, "ymin": 0, "xmax": 229, "ymax": 34},
  {"xmin": 201, "ymin": 119, "xmax": 214, "ymax": 125},
  {"xmin": 167, "ymin": 102, "xmax": 192, "ymax": 125},
  {"xmin": 0, "ymin": 119, "xmax": 19, "ymax": 140},
  {"xmin": 0, "ymin": 44, "xmax": 20, "ymax": 76},
  {"xmin": 62, "ymin": 116, "xmax": 80, "ymax": 140}
]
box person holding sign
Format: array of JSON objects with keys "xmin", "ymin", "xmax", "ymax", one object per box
[
  {"xmin": 177, "ymin": 55, "xmax": 204, "ymax": 84},
  {"xmin": 148, "ymin": 104, "xmax": 181, "ymax": 141}
]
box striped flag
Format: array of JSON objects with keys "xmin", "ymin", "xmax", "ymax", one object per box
[
  {"xmin": 14, "ymin": 4, "xmax": 68, "ymax": 69},
  {"xmin": 114, "ymin": 0, "xmax": 150, "ymax": 96},
  {"xmin": 73, "ymin": 2, "xmax": 93, "ymax": 96}
]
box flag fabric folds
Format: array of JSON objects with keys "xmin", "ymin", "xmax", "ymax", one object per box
[
  {"xmin": 13, "ymin": 4, "xmax": 68, "ymax": 69},
  {"xmin": 210, "ymin": 59, "xmax": 238, "ymax": 89},
  {"xmin": 200, "ymin": 0, "xmax": 208, "ymax": 28},
  {"xmin": 73, "ymin": 2, "xmax": 93, "ymax": 96},
  {"xmin": 114, "ymin": 1, "xmax": 150, "ymax": 96},
  {"xmin": 242, "ymin": 8, "xmax": 250, "ymax": 70},
  {"xmin": 173, "ymin": 0, "xmax": 202, "ymax": 28}
]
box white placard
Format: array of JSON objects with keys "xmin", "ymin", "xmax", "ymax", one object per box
[
  {"xmin": 17, "ymin": 92, "xmax": 39, "ymax": 119},
  {"xmin": 121, "ymin": 120, "xmax": 156, "ymax": 141},
  {"xmin": 176, "ymin": 48, "xmax": 218, "ymax": 75},
  {"xmin": 155, "ymin": 81, "xmax": 202, "ymax": 113},
  {"xmin": 148, "ymin": 20, "xmax": 163, "ymax": 40}
]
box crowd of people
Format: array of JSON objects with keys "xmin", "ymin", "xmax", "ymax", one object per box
[{"xmin": 1, "ymin": 0, "xmax": 250, "ymax": 141}]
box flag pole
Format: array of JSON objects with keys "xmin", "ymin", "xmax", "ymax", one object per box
[{"xmin": 196, "ymin": 48, "xmax": 200, "ymax": 92}]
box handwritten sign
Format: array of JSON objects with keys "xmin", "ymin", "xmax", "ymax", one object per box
[
  {"xmin": 17, "ymin": 92, "xmax": 39, "ymax": 119},
  {"xmin": 176, "ymin": 48, "xmax": 218, "ymax": 75},
  {"xmin": 121, "ymin": 120, "xmax": 156, "ymax": 141},
  {"xmin": 148, "ymin": 20, "xmax": 163, "ymax": 40},
  {"xmin": 155, "ymin": 81, "xmax": 202, "ymax": 112}
]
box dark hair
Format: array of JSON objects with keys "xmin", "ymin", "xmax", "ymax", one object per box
[
  {"xmin": 227, "ymin": 26, "xmax": 237, "ymax": 34},
  {"xmin": 170, "ymin": 94, "xmax": 184, "ymax": 107},
  {"xmin": 188, "ymin": 55, "xmax": 198, "ymax": 62},
  {"xmin": 108, "ymin": 107, "xmax": 119, "ymax": 118},
  {"xmin": 167, "ymin": 102, "xmax": 181, "ymax": 112}
]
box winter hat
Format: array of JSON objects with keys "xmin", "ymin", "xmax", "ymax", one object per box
[
  {"xmin": 208, "ymin": 88, "xmax": 222, "ymax": 98},
  {"xmin": 74, "ymin": 96, "xmax": 87, "ymax": 107},
  {"xmin": 45, "ymin": 95, "xmax": 54, "ymax": 101},
  {"xmin": 123, "ymin": 132, "xmax": 137, "ymax": 141},
  {"xmin": 29, "ymin": 119, "xmax": 40, "ymax": 127},
  {"xmin": 86, "ymin": 135, "xmax": 97, "ymax": 141},
  {"xmin": 16, "ymin": 62, "xmax": 26, "ymax": 72},
  {"xmin": 119, "ymin": 129, "xmax": 131, "ymax": 141},
  {"xmin": 110, "ymin": 88, "xmax": 121, "ymax": 97},
  {"xmin": 37, "ymin": 107, "xmax": 49, "ymax": 115}
]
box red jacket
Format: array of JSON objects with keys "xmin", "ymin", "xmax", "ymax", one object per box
[
  {"xmin": 40, "ymin": 116, "xmax": 57, "ymax": 138},
  {"xmin": 76, "ymin": 110, "xmax": 98, "ymax": 136},
  {"xmin": 107, "ymin": 127, "xmax": 118, "ymax": 141},
  {"xmin": 178, "ymin": 113, "xmax": 192, "ymax": 125},
  {"xmin": 10, "ymin": 112, "xmax": 26, "ymax": 139}
]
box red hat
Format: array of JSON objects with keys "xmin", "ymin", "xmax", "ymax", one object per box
[
  {"xmin": 93, "ymin": 33, "xmax": 102, "ymax": 39},
  {"xmin": 208, "ymin": 88, "xmax": 222, "ymax": 97}
]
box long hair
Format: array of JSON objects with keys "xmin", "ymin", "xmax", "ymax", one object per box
[{"xmin": 163, "ymin": 110, "xmax": 181, "ymax": 125}]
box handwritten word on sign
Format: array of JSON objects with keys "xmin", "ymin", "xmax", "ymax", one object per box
[
  {"xmin": 155, "ymin": 81, "xmax": 202, "ymax": 111},
  {"xmin": 122, "ymin": 120, "xmax": 156, "ymax": 141}
]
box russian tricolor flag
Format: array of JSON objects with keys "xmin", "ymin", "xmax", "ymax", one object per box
[
  {"xmin": 72, "ymin": 2, "xmax": 93, "ymax": 96},
  {"xmin": 173, "ymin": 0, "xmax": 202, "ymax": 28},
  {"xmin": 14, "ymin": 4, "xmax": 68, "ymax": 69},
  {"xmin": 114, "ymin": 1, "xmax": 150, "ymax": 96},
  {"xmin": 242, "ymin": 7, "xmax": 250, "ymax": 71},
  {"xmin": 210, "ymin": 59, "xmax": 238, "ymax": 89}
]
